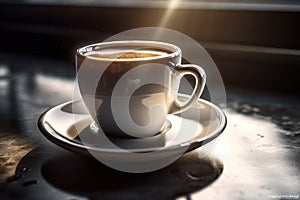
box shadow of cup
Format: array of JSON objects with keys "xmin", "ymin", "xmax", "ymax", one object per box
[{"xmin": 41, "ymin": 151, "xmax": 223, "ymax": 199}]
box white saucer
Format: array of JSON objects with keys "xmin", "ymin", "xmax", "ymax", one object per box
[{"xmin": 38, "ymin": 95, "xmax": 226, "ymax": 157}]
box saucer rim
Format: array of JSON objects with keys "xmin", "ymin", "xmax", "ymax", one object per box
[{"xmin": 38, "ymin": 95, "xmax": 227, "ymax": 155}]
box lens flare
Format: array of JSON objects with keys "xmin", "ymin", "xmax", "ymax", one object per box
[{"xmin": 158, "ymin": 0, "xmax": 180, "ymax": 28}]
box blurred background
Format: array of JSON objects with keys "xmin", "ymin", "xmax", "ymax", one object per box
[{"xmin": 0, "ymin": 0, "xmax": 299, "ymax": 92}]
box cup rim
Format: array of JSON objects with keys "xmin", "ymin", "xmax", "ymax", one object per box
[{"xmin": 77, "ymin": 40, "xmax": 181, "ymax": 62}]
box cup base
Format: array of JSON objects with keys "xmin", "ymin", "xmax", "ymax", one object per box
[{"xmin": 89, "ymin": 120, "xmax": 172, "ymax": 139}]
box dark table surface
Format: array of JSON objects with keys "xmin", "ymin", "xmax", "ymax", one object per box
[{"xmin": 0, "ymin": 52, "xmax": 299, "ymax": 200}]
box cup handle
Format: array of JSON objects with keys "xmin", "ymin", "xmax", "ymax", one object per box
[{"xmin": 169, "ymin": 64, "xmax": 206, "ymax": 114}]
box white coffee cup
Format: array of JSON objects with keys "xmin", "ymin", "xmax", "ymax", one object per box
[{"xmin": 76, "ymin": 40, "xmax": 206, "ymax": 138}]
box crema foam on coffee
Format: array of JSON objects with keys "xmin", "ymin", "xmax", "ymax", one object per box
[{"xmin": 84, "ymin": 47, "xmax": 170, "ymax": 59}]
